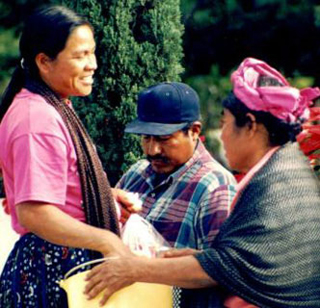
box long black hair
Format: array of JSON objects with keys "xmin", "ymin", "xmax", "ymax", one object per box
[
  {"xmin": 0, "ymin": 5, "xmax": 92, "ymax": 121},
  {"xmin": 0, "ymin": 5, "xmax": 120, "ymax": 243},
  {"xmin": 222, "ymin": 92, "xmax": 302, "ymax": 146}
]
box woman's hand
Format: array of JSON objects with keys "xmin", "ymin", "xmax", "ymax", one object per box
[
  {"xmin": 85, "ymin": 255, "xmax": 139, "ymax": 306},
  {"xmin": 84, "ymin": 252, "xmax": 217, "ymax": 306}
]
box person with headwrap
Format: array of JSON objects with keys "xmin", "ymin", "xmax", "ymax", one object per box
[{"xmin": 85, "ymin": 58, "xmax": 320, "ymax": 308}]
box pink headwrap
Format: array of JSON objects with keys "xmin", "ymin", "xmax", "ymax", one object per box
[{"xmin": 231, "ymin": 57, "xmax": 320, "ymax": 123}]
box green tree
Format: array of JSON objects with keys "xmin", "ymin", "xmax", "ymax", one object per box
[
  {"xmin": 179, "ymin": 0, "xmax": 319, "ymax": 162},
  {"xmin": 181, "ymin": 0, "xmax": 320, "ymax": 80},
  {"xmin": 63, "ymin": 0, "xmax": 184, "ymax": 185},
  {"xmin": 0, "ymin": 28, "xmax": 19, "ymax": 94},
  {"xmin": 0, "ymin": 0, "xmax": 58, "ymax": 94}
]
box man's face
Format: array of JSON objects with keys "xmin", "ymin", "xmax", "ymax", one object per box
[{"xmin": 141, "ymin": 127, "xmax": 199, "ymax": 174}]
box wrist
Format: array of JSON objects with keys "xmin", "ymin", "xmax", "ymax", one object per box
[
  {"xmin": 129, "ymin": 256, "xmax": 148, "ymax": 282},
  {"xmin": 101, "ymin": 233, "xmax": 136, "ymax": 259}
]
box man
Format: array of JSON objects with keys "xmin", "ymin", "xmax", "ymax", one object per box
[{"xmin": 116, "ymin": 82, "xmax": 236, "ymax": 307}]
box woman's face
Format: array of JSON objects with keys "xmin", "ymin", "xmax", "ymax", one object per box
[
  {"xmin": 220, "ymin": 109, "xmax": 251, "ymax": 173},
  {"xmin": 40, "ymin": 25, "xmax": 97, "ymax": 98}
]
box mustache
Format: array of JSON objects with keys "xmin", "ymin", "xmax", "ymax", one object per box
[{"xmin": 147, "ymin": 155, "xmax": 169, "ymax": 164}]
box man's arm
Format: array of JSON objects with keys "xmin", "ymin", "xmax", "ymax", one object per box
[
  {"xmin": 85, "ymin": 253, "xmax": 217, "ymax": 306},
  {"xmin": 17, "ymin": 202, "xmax": 130, "ymax": 256}
]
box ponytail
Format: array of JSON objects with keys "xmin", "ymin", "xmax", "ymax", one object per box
[
  {"xmin": 0, "ymin": 65, "xmax": 25, "ymax": 122},
  {"xmin": 0, "ymin": 5, "xmax": 92, "ymax": 123}
]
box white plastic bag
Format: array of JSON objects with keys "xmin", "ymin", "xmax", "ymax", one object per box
[{"xmin": 121, "ymin": 214, "xmax": 171, "ymax": 258}]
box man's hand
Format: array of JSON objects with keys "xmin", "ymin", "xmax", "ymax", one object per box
[
  {"xmin": 160, "ymin": 248, "xmax": 200, "ymax": 258},
  {"xmin": 85, "ymin": 255, "xmax": 139, "ymax": 306},
  {"xmin": 112, "ymin": 188, "xmax": 142, "ymax": 224}
]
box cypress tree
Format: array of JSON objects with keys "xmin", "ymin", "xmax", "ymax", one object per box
[{"xmin": 62, "ymin": 0, "xmax": 184, "ymax": 185}]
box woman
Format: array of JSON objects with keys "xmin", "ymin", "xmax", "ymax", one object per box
[
  {"xmin": 0, "ymin": 5, "xmax": 130, "ymax": 307},
  {"xmin": 85, "ymin": 58, "xmax": 320, "ymax": 308}
]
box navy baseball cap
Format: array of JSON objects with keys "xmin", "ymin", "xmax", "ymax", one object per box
[{"xmin": 125, "ymin": 82, "xmax": 200, "ymax": 135}]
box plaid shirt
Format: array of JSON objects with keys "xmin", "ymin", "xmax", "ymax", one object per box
[{"xmin": 117, "ymin": 141, "xmax": 236, "ymax": 250}]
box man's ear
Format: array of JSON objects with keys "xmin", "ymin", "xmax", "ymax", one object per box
[
  {"xmin": 189, "ymin": 121, "xmax": 202, "ymax": 140},
  {"xmin": 35, "ymin": 53, "xmax": 52, "ymax": 75}
]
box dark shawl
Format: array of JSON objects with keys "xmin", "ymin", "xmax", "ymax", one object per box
[
  {"xmin": 196, "ymin": 143, "xmax": 320, "ymax": 308},
  {"xmin": 25, "ymin": 80, "xmax": 120, "ymax": 240}
]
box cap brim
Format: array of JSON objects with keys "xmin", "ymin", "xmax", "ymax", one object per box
[{"xmin": 125, "ymin": 119, "xmax": 188, "ymax": 135}]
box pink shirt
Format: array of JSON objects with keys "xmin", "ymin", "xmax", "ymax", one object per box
[{"xmin": 0, "ymin": 89, "xmax": 85, "ymax": 235}]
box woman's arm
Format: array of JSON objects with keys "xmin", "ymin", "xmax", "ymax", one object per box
[
  {"xmin": 16, "ymin": 202, "xmax": 130, "ymax": 256},
  {"xmin": 85, "ymin": 253, "xmax": 217, "ymax": 305}
]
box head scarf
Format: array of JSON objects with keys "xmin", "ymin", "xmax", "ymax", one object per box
[{"xmin": 231, "ymin": 57, "xmax": 320, "ymax": 123}]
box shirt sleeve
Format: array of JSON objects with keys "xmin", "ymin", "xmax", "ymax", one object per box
[
  {"xmin": 194, "ymin": 184, "xmax": 236, "ymax": 249},
  {"xmin": 12, "ymin": 132, "xmax": 69, "ymax": 206}
]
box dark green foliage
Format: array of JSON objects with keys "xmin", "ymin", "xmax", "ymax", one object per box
[
  {"xmin": 185, "ymin": 65, "xmax": 231, "ymax": 163},
  {"xmin": 181, "ymin": 0, "xmax": 320, "ymax": 81},
  {"xmin": 2, "ymin": 0, "xmax": 320, "ymax": 187},
  {"xmin": 179, "ymin": 0, "xmax": 319, "ymax": 162},
  {"xmin": 0, "ymin": 28, "xmax": 19, "ymax": 95},
  {"xmin": 0, "ymin": 0, "xmax": 58, "ymax": 94},
  {"xmin": 62, "ymin": 0, "xmax": 184, "ymax": 185}
]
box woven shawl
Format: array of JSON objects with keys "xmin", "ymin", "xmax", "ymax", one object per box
[
  {"xmin": 196, "ymin": 143, "xmax": 320, "ymax": 308},
  {"xmin": 25, "ymin": 80, "xmax": 120, "ymax": 239}
]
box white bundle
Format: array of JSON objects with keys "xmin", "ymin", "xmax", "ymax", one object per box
[{"xmin": 122, "ymin": 214, "xmax": 170, "ymax": 258}]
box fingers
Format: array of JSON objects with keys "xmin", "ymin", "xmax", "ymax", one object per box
[
  {"xmin": 112, "ymin": 188, "xmax": 131, "ymax": 205},
  {"xmin": 100, "ymin": 290, "xmax": 111, "ymax": 306},
  {"xmin": 85, "ymin": 277, "xmax": 114, "ymax": 306},
  {"xmin": 84, "ymin": 255, "xmax": 136, "ymax": 305},
  {"xmin": 86, "ymin": 280, "xmax": 105, "ymax": 300},
  {"xmin": 85, "ymin": 265, "xmax": 104, "ymax": 296},
  {"xmin": 98, "ymin": 282, "xmax": 124, "ymax": 306},
  {"xmin": 85, "ymin": 274, "xmax": 132, "ymax": 306},
  {"xmin": 162, "ymin": 248, "xmax": 199, "ymax": 258},
  {"xmin": 85, "ymin": 262, "xmax": 104, "ymax": 280},
  {"xmin": 112, "ymin": 189, "xmax": 142, "ymax": 213},
  {"xmin": 120, "ymin": 207, "xmax": 131, "ymax": 224},
  {"xmin": 98, "ymin": 282, "xmax": 132, "ymax": 306}
]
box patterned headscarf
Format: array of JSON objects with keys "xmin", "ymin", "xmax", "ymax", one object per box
[{"xmin": 231, "ymin": 57, "xmax": 320, "ymax": 123}]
